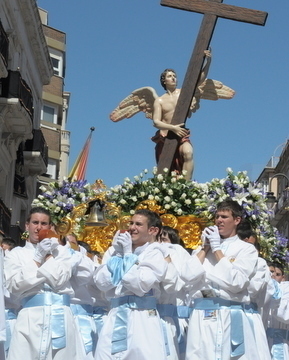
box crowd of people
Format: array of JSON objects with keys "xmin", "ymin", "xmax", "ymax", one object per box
[{"xmin": 0, "ymin": 198, "xmax": 288, "ymax": 360}]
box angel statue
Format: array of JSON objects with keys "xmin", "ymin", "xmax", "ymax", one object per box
[{"xmin": 110, "ymin": 50, "xmax": 235, "ymax": 181}]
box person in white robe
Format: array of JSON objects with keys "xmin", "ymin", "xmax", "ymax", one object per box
[
  {"xmin": 64, "ymin": 234, "xmax": 97, "ymax": 360},
  {"xmin": 93, "ymin": 209, "xmax": 169, "ymax": 360},
  {"xmin": 4, "ymin": 207, "xmax": 80, "ymax": 360},
  {"xmin": 237, "ymin": 224, "xmax": 273, "ymax": 360},
  {"xmin": 183, "ymin": 199, "xmax": 260, "ymax": 360},
  {"xmin": 267, "ymin": 263, "xmax": 289, "ymax": 359},
  {"xmin": 158, "ymin": 227, "xmax": 205, "ymax": 360}
]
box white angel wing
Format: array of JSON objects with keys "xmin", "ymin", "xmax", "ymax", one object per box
[
  {"xmin": 189, "ymin": 79, "xmax": 235, "ymax": 116},
  {"xmin": 110, "ymin": 86, "xmax": 159, "ymax": 122}
]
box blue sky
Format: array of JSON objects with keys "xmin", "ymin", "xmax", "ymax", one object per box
[{"xmin": 36, "ymin": 0, "xmax": 289, "ymax": 188}]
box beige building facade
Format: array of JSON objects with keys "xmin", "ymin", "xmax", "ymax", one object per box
[{"xmin": 256, "ymin": 141, "xmax": 289, "ymax": 239}]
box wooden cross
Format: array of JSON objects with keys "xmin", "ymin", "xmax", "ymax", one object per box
[{"xmin": 157, "ymin": 0, "xmax": 267, "ymax": 177}]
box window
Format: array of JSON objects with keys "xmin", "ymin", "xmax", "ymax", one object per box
[
  {"xmin": 47, "ymin": 158, "xmax": 57, "ymax": 179},
  {"xmin": 51, "ymin": 57, "xmax": 60, "ymax": 76},
  {"xmin": 49, "ymin": 48, "xmax": 64, "ymax": 77},
  {"xmin": 42, "ymin": 104, "xmax": 58, "ymax": 124}
]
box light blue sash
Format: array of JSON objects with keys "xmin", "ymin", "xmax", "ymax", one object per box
[
  {"xmin": 70, "ymin": 303, "xmax": 95, "ymax": 354},
  {"xmin": 244, "ymin": 302, "xmax": 258, "ymax": 340},
  {"xmin": 157, "ymin": 304, "xmax": 190, "ymax": 355},
  {"xmin": 107, "ymin": 254, "xmax": 138, "ymax": 286},
  {"xmin": 244, "ymin": 302, "xmax": 258, "ymax": 314},
  {"xmin": 110, "ymin": 294, "xmax": 157, "ymax": 354},
  {"xmin": 21, "ymin": 292, "xmax": 70, "ymax": 349},
  {"xmin": 5, "ymin": 309, "xmax": 17, "ymax": 352},
  {"xmin": 93, "ymin": 306, "xmax": 108, "ymax": 334},
  {"xmin": 194, "ymin": 297, "xmax": 245, "ymax": 357},
  {"xmin": 267, "ymin": 327, "xmax": 288, "ymax": 360}
]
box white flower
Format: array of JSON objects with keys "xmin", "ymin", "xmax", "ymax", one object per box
[
  {"xmin": 120, "ymin": 199, "xmax": 127, "ymax": 204},
  {"xmin": 181, "ymin": 193, "xmax": 187, "ymax": 199},
  {"xmin": 131, "ymin": 196, "xmax": 137, "ymax": 202},
  {"xmin": 155, "ymin": 196, "xmax": 160, "ymax": 201},
  {"xmin": 163, "ymin": 168, "xmax": 169, "ymax": 173},
  {"xmin": 148, "ymin": 195, "xmax": 154, "ymax": 200},
  {"xmin": 185, "ymin": 199, "xmax": 191, "ymax": 205},
  {"xmin": 134, "ymin": 176, "xmax": 139, "ymax": 181},
  {"xmin": 152, "ymin": 167, "xmax": 158, "ymax": 175},
  {"xmin": 140, "ymin": 192, "xmax": 145, "ymax": 197},
  {"xmin": 226, "ymin": 167, "xmax": 233, "ymax": 173},
  {"xmin": 144, "ymin": 169, "xmax": 148, "ymax": 174},
  {"xmin": 171, "ymin": 178, "xmax": 177, "ymax": 183},
  {"xmin": 124, "ymin": 177, "xmax": 130, "ymax": 183},
  {"xmin": 177, "ymin": 209, "xmax": 183, "ymax": 215},
  {"xmin": 164, "ymin": 204, "xmax": 171, "ymax": 209},
  {"xmin": 164, "ymin": 196, "xmax": 171, "ymax": 202},
  {"xmin": 157, "ymin": 174, "xmax": 164, "ymax": 181},
  {"xmin": 171, "ymin": 201, "xmax": 177, "ymax": 207},
  {"xmin": 168, "ymin": 189, "xmax": 173, "ymax": 195},
  {"xmin": 154, "ymin": 188, "xmax": 160, "ymax": 194},
  {"xmin": 130, "ymin": 210, "xmax": 135, "ymax": 215}
]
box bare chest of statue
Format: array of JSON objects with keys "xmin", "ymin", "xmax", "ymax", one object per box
[{"xmin": 161, "ymin": 90, "xmax": 180, "ymax": 123}]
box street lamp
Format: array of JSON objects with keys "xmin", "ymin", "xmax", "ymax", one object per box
[{"xmin": 266, "ymin": 173, "xmax": 289, "ymax": 209}]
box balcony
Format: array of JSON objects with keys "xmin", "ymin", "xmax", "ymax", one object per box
[
  {"xmin": 0, "ymin": 21, "xmax": 8, "ymax": 78},
  {"xmin": 23, "ymin": 129, "xmax": 48, "ymax": 175},
  {"xmin": 0, "ymin": 70, "xmax": 33, "ymax": 138},
  {"xmin": 0, "ymin": 197, "xmax": 11, "ymax": 237}
]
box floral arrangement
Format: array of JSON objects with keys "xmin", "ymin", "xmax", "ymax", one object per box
[
  {"xmin": 109, "ymin": 167, "xmax": 289, "ymax": 267},
  {"xmin": 30, "ymin": 168, "xmax": 289, "ymax": 268},
  {"xmin": 109, "ymin": 167, "xmax": 216, "ymax": 217},
  {"xmin": 31, "ymin": 178, "xmax": 101, "ymax": 225}
]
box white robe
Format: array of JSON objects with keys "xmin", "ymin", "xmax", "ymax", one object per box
[
  {"xmin": 4, "ymin": 242, "xmax": 79, "ymax": 360},
  {"xmin": 183, "ymin": 235, "xmax": 260, "ymax": 360},
  {"xmin": 268, "ymin": 281, "xmax": 289, "ymax": 359},
  {"xmin": 158, "ymin": 244, "xmax": 205, "ymax": 360},
  {"xmin": 70, "ymin": 251, "xmax": 96, "ymax": 360},
  {"xmin": 93, "ymin": 242, "xmax": 169, "ymax": 360},
  {"xmin": 0, "ymin": 248, "xmax": 6, "ymax": 359},
  {"xmin": 245, "ymin": 257, "xmax": 272, "ymax": 360}
]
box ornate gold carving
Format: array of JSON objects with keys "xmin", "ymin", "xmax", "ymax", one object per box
[{"xmin": 56, "ymin": 198, "xmax": 208, "ymax": 253}]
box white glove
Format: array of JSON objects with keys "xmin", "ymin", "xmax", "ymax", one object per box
[
  {"xmin": 50, "ymin": 238, "xmax": 59, "ymax": 256},
  {"xmin": 157, "ymin": 243, "xmax": 171, "ymax": 258},
  {"xmin": 112, "ymin": 230, "xmax": 123, "ymax": 255},
  {"xmin": 205, "ymin": 226, "xmax": 221, "ymax": 253},
  {"xmin": 33, "ymin": 238, "xmax": 51, "ymax": 263},
  {"xmin": 201, "ymin": 229, "xmax": 210, "ymax": 247},
  {"xmin": 116, "ymin": 232, "xmax": 132, "ymax": 255}
]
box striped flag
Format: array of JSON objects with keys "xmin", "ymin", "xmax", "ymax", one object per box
[{"xmin": 68, "ymin": 127, "xmax": 95, "ymax": 181}]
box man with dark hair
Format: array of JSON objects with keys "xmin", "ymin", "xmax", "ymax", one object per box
[
  {"xmin": 94, "ymin": 209, "xmax": 171, "ymax": 360},
  {"xmin": 182, "ymin": 198, "xmax": 260, "ymax": 359},
  {"xmin": 4, "ymin": 207, "xmax": 80, "ymax": 360},
  {"xmin": 1, "ymin": 238, "xmax": 16, "ymax": 252}
]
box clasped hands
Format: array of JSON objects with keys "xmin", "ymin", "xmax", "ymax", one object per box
[
  {"xmin": 33, "ymin": 237, "xmax": 59, "ymax": 264},
  {"xmin": 112, "ymin": 231, "xmax": 132, "ymax": 256},
  {"xmin": 201, "ymin": 225, "xmax": 221, "ymax": 253}
]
